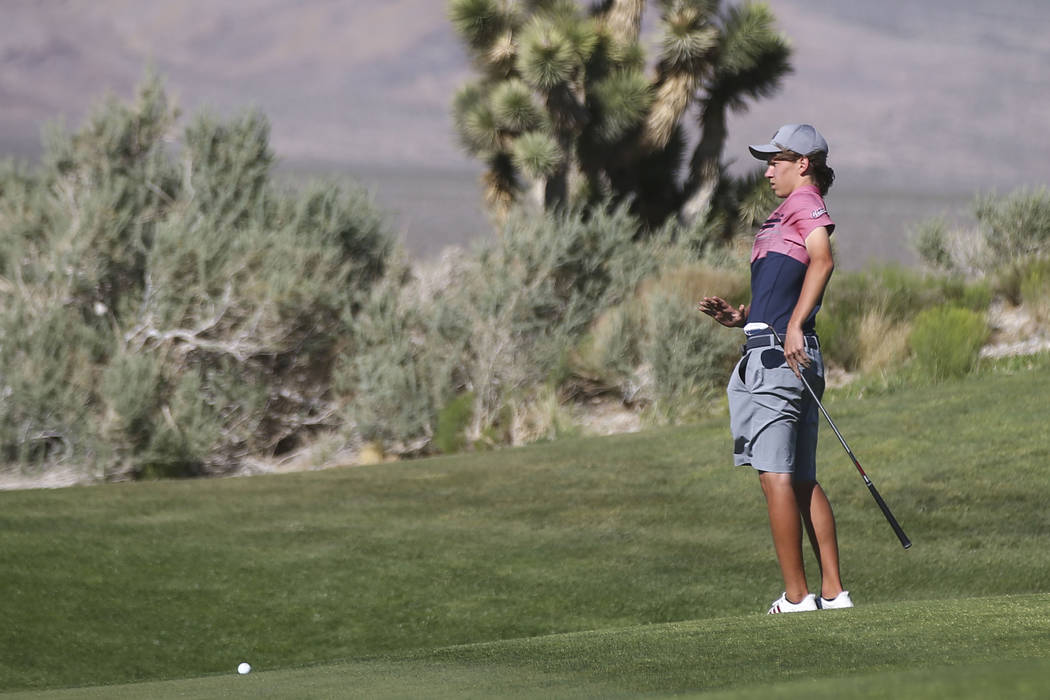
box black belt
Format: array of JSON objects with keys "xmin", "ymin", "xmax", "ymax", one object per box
[{"xmin": 742, "ymin": 333, "xmax": 819, "ymax": 354}]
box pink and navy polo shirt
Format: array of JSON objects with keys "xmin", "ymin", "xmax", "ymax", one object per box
[{"xmin": 748, "ymin": 184, "xmax": 835, "ymax": 336}]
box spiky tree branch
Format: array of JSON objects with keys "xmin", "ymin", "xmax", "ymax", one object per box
[
  {"xmin": 598, "ymin": 0, "xmax": 645, "ymax": 44},
  {"xmin": 642, "ymin": 1, "xmax": 719, "ymax": 150},
  {"xmin": 449, "ymin": 0, "xmax": 792, "ymax": 237},
  {"xmin": 680, "ymin": 1, "xmax": 791, "ymax": 226}
]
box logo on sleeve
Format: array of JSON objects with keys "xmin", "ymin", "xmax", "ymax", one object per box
[{"xmin": 811, "ymin": 208, "xmax": 827, "ymax": 219}]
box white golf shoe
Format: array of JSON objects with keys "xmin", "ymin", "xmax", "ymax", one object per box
[
  {"xmin": 818, "ymin": 591, "xmax": 854, "ymax": 610},
  {"xmin": 767, "ymin": 592, "xmax": 818, "ymax": 614}
]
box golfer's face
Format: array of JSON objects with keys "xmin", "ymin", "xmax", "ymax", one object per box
[{"xmin": 765, "ymin": 156, "xmax": 804, "ymax": 198}]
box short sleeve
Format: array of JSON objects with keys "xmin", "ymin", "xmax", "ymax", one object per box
[{"xmin": 786, "ymin": 189, "xmax": 835, "ymax": 241}]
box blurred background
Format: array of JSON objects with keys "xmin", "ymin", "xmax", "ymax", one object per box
[{"xmin": 2, "ymin": 0, "xmax": 1047, "ymax": 266}]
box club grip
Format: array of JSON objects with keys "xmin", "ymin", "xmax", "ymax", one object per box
[{"xmin": 866, "ymin": 481, "xmax": 912, "ymax": 549}]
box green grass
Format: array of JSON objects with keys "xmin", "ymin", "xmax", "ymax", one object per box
[
  {"xmin": 4, "ymin": 596, "xmax": 1050, "ymax": 699},
  {"xmin": 2, "ymin": 364, "xmax": 1050, "ymax": 697}
]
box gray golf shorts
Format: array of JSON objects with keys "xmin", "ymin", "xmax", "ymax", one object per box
[{"xmin": 727, "ymin": 336, "xmax": 825, "ymax": 481}]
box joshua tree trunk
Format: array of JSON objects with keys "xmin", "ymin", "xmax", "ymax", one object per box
[
  {"xmin": 643, "ymin": 72, "xmax": 699, "ymax": 151},
  {"xmin": 602, "ymin": 0, "xmax": 644, "ymax": 44},
  {"xmin": 543, "ymin": 82, "xmax": 587, "ymax": 210},
  {"xmin": 544, "ymin": 160, "xmax": 569, "ymax": 210},
  {"xmin": 680, "ymin": 96, "xmax": 728, "ymax": 226},
  {"xmin": 483, "ymin": 152, "xmax": 518, "ymax": 222}
]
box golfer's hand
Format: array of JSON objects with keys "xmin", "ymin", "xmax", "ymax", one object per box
[
  {"xmin": 697, "ymin": 297, "xmax": 745, "ymax": 328},
  {"xmin": 784, "ymin": 326, "xmax": 810, "ymax": 377}
]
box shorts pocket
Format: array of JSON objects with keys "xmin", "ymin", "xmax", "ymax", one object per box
[
  {"xmin": 737, "ymin": 352, "xmax": 750, "ymax": 383},
  {"xmin": 760, "ymin": 348, "xmax": 786, "ymax": 369}
]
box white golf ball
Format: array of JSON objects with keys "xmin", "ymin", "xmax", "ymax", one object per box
[{"xmin": 237, "ymin": 662, "xmax": 252, "ymax": 675}]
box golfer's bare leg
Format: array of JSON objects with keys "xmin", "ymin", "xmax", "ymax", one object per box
[
  {"xmin": 794, "ymin": 481, "xmax": 844, "ymax": 599},
  {"xmin": 759, "ymin": 471, "xmax": 808, "ymax": 602}
]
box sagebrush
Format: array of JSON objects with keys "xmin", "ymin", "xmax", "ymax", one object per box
[{"xmin": 0, "ymin": 75, "xmax": 393, "ymax": 477}]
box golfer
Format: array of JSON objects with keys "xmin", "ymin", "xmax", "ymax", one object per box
[{"xmin": 698, "ymin": 124, "xmax": 851, "ymax": 613}]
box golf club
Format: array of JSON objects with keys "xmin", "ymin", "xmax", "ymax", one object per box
[{"xmin": 744, "ymin": 322, "xmax": 912, "ymax": 549}]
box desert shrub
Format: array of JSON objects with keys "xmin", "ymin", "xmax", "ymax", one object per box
[
  {"xmin": 485, "ymin": 202, "xmax": 672, "ymax": 326},
  {"xmin": 0, "ymin": 306, "xmax": 108, "ymax": 467},
  {"xmin": 183, "ymin": 111, "xmax": 272, "ymax": 227},
  {"xmin": 974, "ymin": 188, "xmax": 1050, "ymax": 303},
  {"xmin": 862, "ymin": 266, "xmax": 989, "ymax": 317},
  {"xmin": 909, "ymin": 305, "xmax": 989, "ymax": 381},
  {"xmin": 637, "ymin": 261, "xmax": 751, "ymax": 316},
  {"xmin": 975, "ymin": 187, "xmax": 1050, "ymax": 263},
  {"xmin": 0, "ymin": 75, "xmax": 396, "ymax": 477},
  {"xmin": 337, "ymin": 201, "xmax": 691, "ymax": 455},
  {"xmin": 570, "ymin": 261, "xmax": 748, "ymax": 406},
  {"xmin": 1019, "ymin": 257, "xmax": 1050, "ymax": 323},
  {"xmin": 818, "ymin": 266, "xmax": 991, "ymax": 371},
  {"xmin": 993, "ymin": 261, "xmax": 1026, "ymax": 305},
  {"xmin": 937, "ymin": 276, "xmax": 993, "ymax": 311},
  {"xmin": 99, "ymin": 350, "xmax": 165, "ymax": 457},
  {"xmin": 914, "ymin": 188, "xmax": 1050, "ymax": 289},
  {"xmin": 126, "ymin": 115, "xmax": 392, "ymax": 471},
  {"xmin": 638, "ymin": 262, "xmax": 746, "ymax": 413},
  {"xmin": 993, "ymin": 254, "xmax": 1050, "ymax": 307},
  {"xmin": 642, "ymin": 291, "xmax": 741, "ymax": 420},
  {"xmin": 913, "ymin": 217, "xmax": 955, "ymax": 272},
  {"xmin": 570, "ymin": 304, "xmax": 639, "ymax": 395},
  {"xmin": 442, "ymin": 202, "xmax": 675, "ymax": 443},
  {"xmin": 819, "ymin": 269, "xmax": 901, "ymax": 370},
  {"xmin": 138, "ymin": 371, "xmax": 227, "ymax": 479},
  {"xmin": 338, "ymin": 266, "xmax": 455, "ymax": 455},
  {"xmin": 434, "ymin": 393, "xmax": 476, "ymax": 454},
  {"xmin": 814, "ymin": 310, "xmax": 856, "ymax": 371},
  {"xmin": 40, "ymin": 75, "xmax": 182, "ymax": 317}
]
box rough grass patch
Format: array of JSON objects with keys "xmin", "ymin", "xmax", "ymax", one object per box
[
  {"xmin": 434, "ymin": 393, "xmax": 475, "ymax": 454},
  {"xmin": 1019, "ymin": 257, "xmax": 1050, "ymax": 323},
  {"xmin": 909, "ymin": 305, "xmax": 989, "ymax": 380},
  {"xmin": 570, "ymin": 306, "xmax": 637, "ymax": 388},
  {"xmin": 856, "ymin": 310, "xmax": 911, "ymax": 374},
  {"xmin": 820, "ymin": 267, "xmax": 992, "ymax": 373},
  {"xmin": 635, "ymin": 261, "xmax": 749, "ymax": 311},
  {"xmin": 509, "ymin": 385, "xmax": 579, "ymax": 445}
]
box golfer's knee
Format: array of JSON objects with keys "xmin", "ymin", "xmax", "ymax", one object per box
[{"xmin": 758, "ymin": 470, "xmax": 793, "ymax": 494}]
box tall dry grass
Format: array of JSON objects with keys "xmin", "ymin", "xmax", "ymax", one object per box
[{"xmin": 855, "ymin": 309, "xmax": 912, "ymax": 374}]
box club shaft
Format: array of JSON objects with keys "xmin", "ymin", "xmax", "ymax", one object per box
[
  {"xmin": 863, "ymin": 474, "xmax": 912, "ymax": 549},
  {"xmin": 765, "ymin": 327, "xmax": 912, "ymax": 549}
]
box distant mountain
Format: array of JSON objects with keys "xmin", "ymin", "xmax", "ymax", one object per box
[
  {"xmin": 729, "ymin": 0, "xmax": 1050, "ymax": 193},
  {"xmin": 0, "ymin": 1, "xmax": 471, "ymax": 167},
  {"xmin": 3, "ymin": 0, "xmax": 1048, "ymax": 191},
  {"xmin": 2, "ymin": 1, "xmax": 1047, "ymax": 265}
]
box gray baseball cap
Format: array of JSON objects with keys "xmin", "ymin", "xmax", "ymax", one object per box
[{"xmin": 748, "ymin": 124, "xmax": 829, "ymax": 160}]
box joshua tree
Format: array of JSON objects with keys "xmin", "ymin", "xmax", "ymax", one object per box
[{"xmin": 449, "ymin": 0, "xmax": 791, "ymax": 239}]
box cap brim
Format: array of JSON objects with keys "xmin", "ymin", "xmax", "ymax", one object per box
[{"xmin": 748, "ymin": 143, "xmax": 779, "ymax": 161}]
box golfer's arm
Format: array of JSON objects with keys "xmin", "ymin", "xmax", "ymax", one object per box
[{"xmin": 787, "ymin": 227, "xmax": 834, "ymax": 333}]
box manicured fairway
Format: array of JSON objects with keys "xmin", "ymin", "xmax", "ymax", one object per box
[
  {"xmin": 4, "ymin": 596, "xmax": 1049, "ymax": 699},
  {"xmin": 2, "ymin": 361, "xmax": 1049, "ymax": 696}
]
